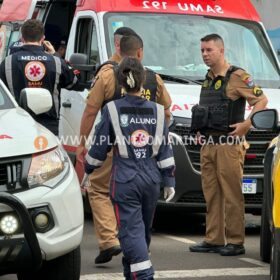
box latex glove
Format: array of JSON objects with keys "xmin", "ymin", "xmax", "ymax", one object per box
[
  {"xmin": 164, "ymin": 187, "xmax": 175, "ymax": 202},
  {"xmin": 81, "ymin": 174, "xmax": 91, "ymax": 188}
]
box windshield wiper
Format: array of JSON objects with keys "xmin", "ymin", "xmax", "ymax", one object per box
[{"xmin": 157, "ymin": 73, "xmax": 202, "ymax": 85}]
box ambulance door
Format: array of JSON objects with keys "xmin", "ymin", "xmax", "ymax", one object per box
[
  {"xmin": 41, "ymin": 0, "xmax": 76, "ymax": 52},
  {"xmin": 59, "ymin": 11, "xmax": 102, "ymax": 148}
]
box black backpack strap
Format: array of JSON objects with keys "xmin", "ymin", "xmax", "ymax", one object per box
[
  {"xmin": 143, "ymin": 68, "xmax": 157, "ymax": 102},
  {"xmin": 225, "ymin": 65, "xmax": 243, "ymax": 79}
]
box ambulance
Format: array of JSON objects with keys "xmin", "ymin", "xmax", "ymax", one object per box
[
  {"xmin": 251, "ymin": 109, "xmax": 280, "ymax": 280},
  {"xmin": 0, "ymin": 0, "xmax": 280, "ymax": 213}
]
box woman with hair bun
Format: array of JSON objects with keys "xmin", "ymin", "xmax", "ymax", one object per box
[{"xmin": 84, "ymin": 57, "xmax": 175, "ymax": 280}]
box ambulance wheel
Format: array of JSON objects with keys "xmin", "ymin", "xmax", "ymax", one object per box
[
  {"xmin": 17, "ymin": 246, "xmax": 81, "ymax": 280},
  {"xmin": 270, "ymin": 229, "xmax": 280, "ymax": 280}
]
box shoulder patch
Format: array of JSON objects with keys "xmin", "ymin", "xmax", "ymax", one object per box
[
  {"xmin": 241, "ymin": 72, "xmax": 255, "ymax": 88},
  {"xmin": 253, "ymin": 86, "xmax": 263, "ymax": 97}
]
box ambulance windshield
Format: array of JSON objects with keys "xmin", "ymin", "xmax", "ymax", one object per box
[{"xmin": 104, "ymin": 13, "xmax": 280, "ymax": 88}]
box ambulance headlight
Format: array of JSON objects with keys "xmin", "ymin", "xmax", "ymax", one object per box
[
  {"xmin": 0, "ymin": 215, "xmax": 19, "ymax": 235},
  {"xmin": 27, "ymin": 146, "xmax": 70, "ymax": 188}
]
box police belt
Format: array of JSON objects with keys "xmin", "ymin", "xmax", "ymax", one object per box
[{"xmin": 203, "ymin": 134, "xmax": 243, "ymax": 145}]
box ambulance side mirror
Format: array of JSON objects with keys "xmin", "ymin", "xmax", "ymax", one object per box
[
  {"xmin": 19, "ymin": 88, "xmax": 53, "ymax": 115},
  {"xmin": 69, "ymin": 53, "xmax": 96, "ymax": 87},
  {"xmin": 251, "ymin": 109, "xmax": 279, "ymax": 131}
]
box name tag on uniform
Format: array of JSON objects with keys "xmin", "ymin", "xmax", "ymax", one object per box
[
  {"xmin": 242, "ymin": 179, "xmax": 257, "ymax": 194},
  {"xmin": 18, "ymin": 55, "xmax": 50, "ymax": 61}
]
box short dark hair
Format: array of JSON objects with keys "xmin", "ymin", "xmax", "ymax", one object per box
[
  {"xmin": 21, "ymin": 19, "xmax": 44, "ymax": 42},
  {"xmin": 201, "ymin": 33, "xmax": 224, "ymax": 45},
  {"xmin": 114, "ymin": 27, "xmax": 137, "ymax": 37},
  {"xmin": 120, "ymin": 35, "xmax": 143, "ymax": 57},
  {"xmin": 117, "ymin": 57, "xmax": 145, "ymax": 93}
]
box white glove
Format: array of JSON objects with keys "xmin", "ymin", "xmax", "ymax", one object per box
[
  {"xmin": 164, "ymin": 187, "xmax": 175, "ymax": 202},
  {"xmin": 81, "ymin": 174, "xmax": 91, "ymax": 188}
]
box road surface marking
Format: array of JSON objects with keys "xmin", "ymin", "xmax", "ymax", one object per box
[
  {"xmin": 80, "ymin": 267, "xmax": 269, "ymax": 279},
  {"xmin": 239, "ymin": 257, "xmax": 269, "ymax": 267},
  {"xmin": 159, "ymin": 234, "xmax": 196, "ymax": 244}
]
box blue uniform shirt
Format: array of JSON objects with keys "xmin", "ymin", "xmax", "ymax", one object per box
[{"xmin": 85, "ymin": 94, "xmax": 175, "ymax": 187}]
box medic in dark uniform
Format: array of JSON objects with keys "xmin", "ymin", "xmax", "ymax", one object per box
[
  {"xmin": 84, "ymin": 57, "xmax": 175, "ymax": 280},
  {"xmin": 0, "ymin": 19, "xmax": 77, "ymax": 135}
]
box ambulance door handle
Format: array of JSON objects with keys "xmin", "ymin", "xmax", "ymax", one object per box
[{"xmin": 62, "ymin": 101, "xmax": 72, "ymax": 108}]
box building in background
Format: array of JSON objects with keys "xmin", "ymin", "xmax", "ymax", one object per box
[{"xmin": 251, "ymin": 0, "xmax": 280, "ymax": 58}]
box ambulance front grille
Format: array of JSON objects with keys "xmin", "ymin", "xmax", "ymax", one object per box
[
  {"xmin": 0, "ymin": 156, "xmax": 31, "ymax": 192},
  {"xmin": 171, "ymin": 125, "xmax": 278, "ymax": 175},
  {"xmin": 0, "ymin": 162, "xmax": 22, "ymax": 191}
]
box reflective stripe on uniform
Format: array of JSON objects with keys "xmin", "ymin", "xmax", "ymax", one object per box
[
  {"xmin": 5, "ymin": 55, "xmax": 14, "ymax": 96},
  {"xmin": 107, "ymin": 101, "xmax": 129, "ymax": 158},
  {"xmin": 53, "ymin": 56, "xmax": 62, "ymax": 116},
  {"xmin": 130, "ymin": 260, "xmax": 152, "ymax": 273},
  {"xmin": 85, "ymin": 153, "xmax": 104, "ymax": 167},
  {"xmin": 152, "ymin": 103, "xmax": 164, "ymax": 157},
  {"xmin": 157, "ymin": 157, "xmax": 175, "ymax": 169}
]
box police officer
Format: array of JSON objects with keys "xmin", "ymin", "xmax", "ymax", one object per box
[
  {"xmin": 0, "ymin": 19, "xmax": 77, "ymax": 135},
  {"xmin": 110, "ymin": 27, "xmax": 137, "ymax": 63},
  {"xmin": 189, "ymin": 34, "xmax": 268, "ymax": 256},
  {"xmin": 77, "ymin": 33, "xmax": 172, "ymax": 264},
  {"xmin": 84, "ymin": 57, "xmax": 175, "ymax": 280},
  {"xmin": 76, "ymin": 27, "xmax": 138, "ymax": 264}
]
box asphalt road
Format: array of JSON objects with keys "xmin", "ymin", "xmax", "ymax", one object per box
[{"xmin": 1, "ymin": 211, "xmax": 269, "ymax": 280}]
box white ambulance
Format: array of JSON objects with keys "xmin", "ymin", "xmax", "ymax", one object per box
[{"xmin": 1, "ymin": 0, "xmax": 280, "ymax": 214}]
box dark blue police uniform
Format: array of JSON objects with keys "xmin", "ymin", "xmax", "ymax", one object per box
[
  {"xmin": 85, "ymin": 94, "xmax": 175, "ymax": 280},
  {"xmin": 0, "ymin": 45, "xmax": 77, "ymax": 135}
]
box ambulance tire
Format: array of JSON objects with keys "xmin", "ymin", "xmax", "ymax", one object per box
[
  {"xmin": 270, "ymin": 229, "xmax": 280, "ymax": 280},
  {"xmin": 17, "ymin": 246, "xmax": 81, "ymax": 280}
]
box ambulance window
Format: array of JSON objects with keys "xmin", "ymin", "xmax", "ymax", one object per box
[
  {"xmin": 104, "ymin": 13, "xmax": 280, "ymax": 88},
  {"xmin": 90, "ymin": 25, "xmax": 100, "ymax": 66},
  {"xmin": 75, "ymin": 18, "xmax": 100, "ymax": 66},
  {"xmin": 242, "ymin": 29, "xmax": 278, "ymax": 79}
]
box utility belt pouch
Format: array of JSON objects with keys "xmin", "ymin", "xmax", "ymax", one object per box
[
  {"xmin": 209, "ymin": 104, "xmax": 229, "ymax": 131},
  {"xmin": 191, "ymin": 104, "xmax": 209, "ymax": 132}
]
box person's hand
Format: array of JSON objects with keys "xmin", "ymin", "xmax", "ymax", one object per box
[
  {"xmin": 76, "ymin": 145, "xmax": 87, "ymax": 163},
  {"xmin": 164, "ymin": 187, "xmax": 175, "ymax": 202},
  {"xmin": 229, "ymin": 121, "xmax": 251, "ymax": 137},
  {"xmin": 43, "ymin": 40, "xmax": 55, "ymax": 55},
  {"xmin": 81, "ymin": 173, "xmax": 91, "ymax": 188}
]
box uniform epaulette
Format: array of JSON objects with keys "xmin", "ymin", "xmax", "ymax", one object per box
[{"xmin": 99, "ymin": 64, "xmax": 114, "ymax": 75}]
